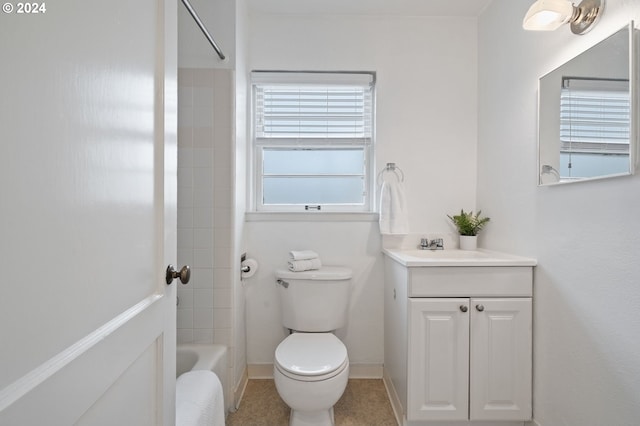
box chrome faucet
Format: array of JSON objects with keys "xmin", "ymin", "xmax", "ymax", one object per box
[{"xmin": 419, "ymin": 238, "xmax": 444, "ymax": 250}]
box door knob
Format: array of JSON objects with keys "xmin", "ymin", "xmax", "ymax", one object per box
[
  {"xmin": 166, "ymin": 264, "xmax": 191, "ymax": 285},
  {"xmin": 476, "ymin": 304, "xmax": 485, "ymax": 312},
  {"xmin": 460, "ymin": 305, "xmax": 468, "ymax": 312}
]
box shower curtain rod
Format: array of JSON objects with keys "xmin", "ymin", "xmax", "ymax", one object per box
[{"xmin": 180, "ymin": 0, "xmax": 226, "ymax": 60}]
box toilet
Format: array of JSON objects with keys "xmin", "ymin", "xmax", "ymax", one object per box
[{"xmin": 273, "ymin": 266, "xmax": 352, "ymax": 426}]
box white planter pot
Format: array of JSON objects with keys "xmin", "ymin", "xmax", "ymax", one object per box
[{"xmin": 459, "ymin": 235, "xmax": 477, "ymax": 251}]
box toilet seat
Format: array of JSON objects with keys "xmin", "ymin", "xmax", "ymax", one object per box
[{"xmin": 275, "ymin": 333, "xmax": 348, "ymax": 382}]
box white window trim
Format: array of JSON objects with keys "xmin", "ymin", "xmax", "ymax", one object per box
[
  {"xmin": 254, "ymin": 142, "xmax": 373, "ymax": 213},
  {"xmin": 249, "ymin": 71, "xmax": 376, "ymax": 213},
  {"xmin": 245, "ymin": 211, "xmax": 379, "ymax": 222}
]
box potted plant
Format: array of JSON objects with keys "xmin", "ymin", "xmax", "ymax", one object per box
[{"xmin": 447, "ymin": 209, "xmax": 490, "ymax": 250}]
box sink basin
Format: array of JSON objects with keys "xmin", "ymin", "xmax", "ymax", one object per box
[{"xmin": 383, "ymin": 248, "xmax": 537, "ymax": 267}]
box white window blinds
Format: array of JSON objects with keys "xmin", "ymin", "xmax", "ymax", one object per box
[
  {"xmin": 253, "ymin": 72, "xmax": 374, "ymax": 140},
  {"xmin": 560, "ymin": 77, "xmax": 630, "ymax": 153}
]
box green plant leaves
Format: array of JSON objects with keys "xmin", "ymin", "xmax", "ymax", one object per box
[{"xmin": 447, "ymin": 209, "xmax": 490, "ymax": 236}]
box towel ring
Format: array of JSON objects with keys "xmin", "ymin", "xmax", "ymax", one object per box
[{"xmin": 377, "ymin": 162, "xmax": 404, "ymax": 182}]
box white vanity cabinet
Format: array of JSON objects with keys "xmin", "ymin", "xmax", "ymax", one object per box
[
  {"xmin": 383, "ymin": 249, "xmax": 536, "ymax": 425},
  {"xmin": 408, "ymin": 297, "xmax": 532, "ymax": 422}
]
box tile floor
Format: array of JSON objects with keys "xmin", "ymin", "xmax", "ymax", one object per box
[{"xmin": 226, "ymin": 379, "xmax": 398, "ymax": 426}]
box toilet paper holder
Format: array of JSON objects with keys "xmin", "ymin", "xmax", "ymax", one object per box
[
  {"xmin": 240, "ymin": 253, "xmax": 250, "ymax": 273},
  {"xmin": 240, "ymin": 253, "xmax": 258, "ymax": 279}
]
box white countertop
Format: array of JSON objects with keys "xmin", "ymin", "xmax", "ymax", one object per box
[{"xmin": 383, "ymin": 248, "xmax": 537, "ymax": 267}]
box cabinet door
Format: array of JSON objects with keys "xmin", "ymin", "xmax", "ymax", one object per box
[
  {"xmin": 470, "ymin": 298, "xmax": 532, "ymax": 421},
  {"xmin": 408, "ymin": 298, "xmax": 469, "ymax": 421}
]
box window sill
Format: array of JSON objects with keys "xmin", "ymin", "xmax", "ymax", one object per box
[{"xmin": 245, "ymin": 211, "xmax": 379, "ymax": 222}]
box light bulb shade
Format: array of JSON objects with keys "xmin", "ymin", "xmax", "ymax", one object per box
[{"xmin": 523, "ymin": 0, "xmax": 575, "ymax": 31}]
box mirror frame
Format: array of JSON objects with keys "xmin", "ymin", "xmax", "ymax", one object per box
[{"xmin": 537, "ymin": 22, "xmax": 638, "ymax": 186}]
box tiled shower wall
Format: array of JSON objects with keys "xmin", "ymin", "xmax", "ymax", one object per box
[{"xmin": 176, "ymin": 68, "xmax": 233, "ymax": 348}]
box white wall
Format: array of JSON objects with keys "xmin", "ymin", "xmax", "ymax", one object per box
[
  {"xmin": 244, "ymin": 219, "xmax": 385, "ymax": 372},
  {"xmin": 478, "ymin": 1, "xmax": 640, "ymax": 425},
  {"xmin": 249, "ymin": 14, "xmax": 478, "ymax": 238},
  {"xmin": 244, "ymin": 13, "xmax": 478, "ymax": 369}
]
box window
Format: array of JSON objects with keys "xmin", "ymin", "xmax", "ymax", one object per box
[
  {"xmin": 559, "ymin": 77, "xmax": 630, "ymax": 178},
  {"xmin": 251, "ymin": 72, "xmax": 375, "ymax": 212}
]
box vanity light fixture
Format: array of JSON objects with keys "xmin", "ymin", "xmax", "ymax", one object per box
[{"xmin": 523, "ymin": 0, "xmax": 604, "ymax": 35}]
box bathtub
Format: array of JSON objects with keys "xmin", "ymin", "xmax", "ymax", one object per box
[{"xmin": 177, "ymin": 344, "xmax": 228, "ymax": 413}]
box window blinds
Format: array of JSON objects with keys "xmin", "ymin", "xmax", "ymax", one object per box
[
  {"xmin": 253, "ymin": 72, "xmax": 374, "ymax": 140},
  {"xmin": 560, "ymin": 77, "xmax": 630, "ymax": 153}
]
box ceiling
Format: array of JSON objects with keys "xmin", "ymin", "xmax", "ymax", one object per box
[{"xmin": 246, "ymin": 0, "xmax": 494, "ymax": 17}]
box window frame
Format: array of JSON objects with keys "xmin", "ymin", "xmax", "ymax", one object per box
[{"xmin": 250, "ymin": 71, "xmax": 375, "ymax": 213}]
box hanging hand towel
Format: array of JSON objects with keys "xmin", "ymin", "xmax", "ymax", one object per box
[
  {"xmin": 288, "ymin": 250, "xmax": 320, "ymax": 261},
  {"xmin": 379, "ymin": 179, "xmax": 409, "ymax": 235},
  {"xmin": 288, "ymin": 258, "xmax": 322, "ymax": 272}
]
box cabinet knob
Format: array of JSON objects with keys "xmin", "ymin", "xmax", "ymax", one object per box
[
  {"xmin": 476, "ymin": 304, "xmax": 485, "ymax": 312},
  {"xmin": 460, "ymin": 305, "xmax": 468, "ymax": 313}
]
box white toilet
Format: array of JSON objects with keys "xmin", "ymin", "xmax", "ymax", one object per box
[{"xmin": 273, "ymin": 266, "xmax": 352, "ymax": 426}]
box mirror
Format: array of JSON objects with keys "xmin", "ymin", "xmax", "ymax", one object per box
[{"xmin": 538, "ymin": 23, "xmax": 637, "ymax": 185}]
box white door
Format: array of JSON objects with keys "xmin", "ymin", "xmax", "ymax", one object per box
[
  {"xmin": 470, "ymin": 298, "xmax": 532, "ymax": 421},
  {"xmin": 408, "ymin": 298, "xmax": 469, "ymax": 421},
  {"xmin": 0, "ymin": 0, "xmax": 179, "ymax": 424}
]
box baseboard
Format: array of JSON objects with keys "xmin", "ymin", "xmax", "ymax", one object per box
[
  {"xmin": 247, "ymin": 363, "xmax": 383, "ymax": 379},
  {"xmin": 349, "ymin": 363, "xmax": 383, "ymax": 378},
  {"xmin": 231, "ymin": 366, "xmax": 249, "ymax": 412},
  {"xmin": 382, "ymin": 368, "xmax": 403, "ymax": 426},
  {"xmin": 247, "ymin": 363, "xmax": 273, "ymax": 378}
]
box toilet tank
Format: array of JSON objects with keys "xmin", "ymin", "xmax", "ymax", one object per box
[{"xmin": 274, "ymin": 266, "xmax": 352, "ymax": 332}]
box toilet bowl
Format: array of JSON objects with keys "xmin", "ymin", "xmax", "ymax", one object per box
[
  {"xmin": 274, "ymin": 333, "xmax": 349, "ymax": 426},
  {"xmin": 273, "ymin": 266, "xmax": 352, "ymax": 426}
]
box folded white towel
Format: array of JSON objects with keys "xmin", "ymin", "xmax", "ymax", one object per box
[
  {"xmin": 288, "ymin": 250, "xmax": 320, "ymax": 260},
  {"xmin": 288, "ymin": 258, "xmax": 322, "ymax": 272},
  {"xmin": 176, "ymin": 370, "xmax": 224, "ymax": 426},
  {"xmin": 379, "ymin": 179, "xmax": 409, "ymax": 235}
]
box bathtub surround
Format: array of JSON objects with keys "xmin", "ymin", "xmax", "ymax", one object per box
[
  {"xmin": 177, "ymin": 67, "xmax": 236, "ymax": 411},
  {"xmin": 177, "ymin": 67, "xmax": 233, "ymax": 348}
]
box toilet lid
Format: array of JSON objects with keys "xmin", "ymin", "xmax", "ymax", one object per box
[{"xmin": 275, "ymin": 333, "xmax": 348, "ymax": 377}]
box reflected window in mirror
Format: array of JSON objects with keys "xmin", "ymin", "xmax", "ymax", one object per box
[
  {"xmin": 559, "ymin": 77, "xmax": 630, "ymax": 180},
  {"xmin": 538, "ymin": 23, "xmax": 637, "ymax": 185}
]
